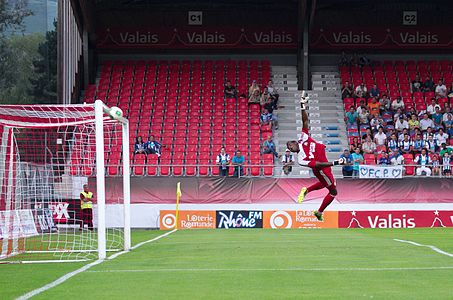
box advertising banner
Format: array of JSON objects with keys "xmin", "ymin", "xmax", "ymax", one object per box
[
  {"xmin": 311, "ymin": 27, "xmax": 453, "ymax": 49},
  {"xmin": 216, "ymin": 210, "xmax": 263, "ymax": 229},
  {"xmin": 339, "ymin": 210, "xmax": 453, "ymax": 228},
  {"xmin": 160, "ymin": 210, "xmax": 216, "ymax": 230},
  {"xmin": 96, "ymin": 27, "xmax": 297, "ymax": 49},
  {"xmin": 263, "ymin": 210, "xmax": 338, "ymax": 229},
  {"xmin": 359, "ymin": 165, "xmax": 403, "ymax": 179}
]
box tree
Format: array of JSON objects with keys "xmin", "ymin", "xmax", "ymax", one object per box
[
  {"xmin": 30, "ymin": 21, "xmax": 57, "ymax": 103},
  {"xmin": 0, "ymin": 0, "xmax": 32, "ymax": 104}
]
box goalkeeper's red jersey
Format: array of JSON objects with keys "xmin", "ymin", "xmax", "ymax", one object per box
[{"xmin": 297, "ymin": 128, "xmax": 328, "ymax": 165}]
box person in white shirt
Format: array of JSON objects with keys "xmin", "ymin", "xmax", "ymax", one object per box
[
  {"xmin": 414, "ymin": 149, "xmax": 431, "ymax": 176},
  {"xmin": 419, "ymin": 113, "xmax": 435, "ymax": 131},
  {"xmin": 435, "ymin": 128, "xmax": 449, "ymax": 149},
  {"xmin": 395, "ymin": 116, "xmax": 409, "ymax": 132},
  {"xmin": 427, "ymin": 99, "xmax": 441, "ymax": 115},
  {"xmin": 354, "ymin": 82, "xmax": 367, "ymax": 98},
  {"xmin": 423, "ymin": 134, "xmax": 437, "ymax": 153},
  {"xmin": 435, "ymin": 79, "xmax": 447, "ymax": 98},
  {"xmin": 216, "ymin": 147, "xmax": 230, "ymax": 177},
  {"xmin": 399, "ymin": 134, "xmax": 413, "ymax": 154},
  {"xmin": 374, "ymin": 127, "xmax": 387, "ymax": 146},
  {"xmin": 391, "ymin": 97, "xmax": 405, "ymax": 111},
  {"xmin": 442, "ymin": 107, "xmax": 453, "ymax": 123},
  {"xmin": 281, "ymin": 149, "xmax": 295, "ymax": 175},
  {"xmin": 390, "ymin": 149, "xmax": 405, "ymax": 166}
]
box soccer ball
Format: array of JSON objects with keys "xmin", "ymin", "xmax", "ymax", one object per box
[{"xmin": 109, "ymin": 106, "xmax": 123, "ymax": 120}]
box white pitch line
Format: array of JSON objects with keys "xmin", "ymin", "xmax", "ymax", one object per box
[
  {"xmin": 86, "ymin": 266, "xmax": 453, "ymax": 273},
  {"xmin": 394, "ymin": 239, "xmax": 453, "ymax": 258},
  {"xmin": 16, "ymin": 229, "xmax": 178, "ymax": 300}
]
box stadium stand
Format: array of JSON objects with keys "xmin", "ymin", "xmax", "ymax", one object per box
[
  {"xmin": 341, "ymin": 60, "xmax": 453, "ymax": 173},
  {"xmin": 80, "ymin": 60, "xmax": 276, "ymax": 177}
]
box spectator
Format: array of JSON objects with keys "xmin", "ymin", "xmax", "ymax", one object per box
[
  {"xmin": 216, "ymin": 147, "xmax": 230, "ymax": 177},
  {"xmin": 369, "ymin": 84, "xmax": 380, "ymax": 99},
  {"xmin": 411, "ymin": 75, "xmax": 423, "ymax": 93},
  {"xmin": 422, "ymin": 127, "xmax": 434, "ymax": 140},
  {"xmin": 445, "ymin": 114, "xmax": 453, "ymax": 136},
  {"xmin": 378, "ymin": 151, "xmax": 390, "ymax": 165},
  {"xmin": 362, "ymin": 136, "xmax": 376, "ymax": 154},
  {"xmin": 412, "ymin": 134, "xmax": 424, "ymax": 155},
  {"xmin": 374, "ymin": 127, "xmax": 387, "ymax": 146},
  {"xmin": 435, "ymin": 79, "xmax": 447, "ymax": 99},
  {"xmin": 415, "ymin": 149, "xmax": 431, "ymax": 176},
  {"xmin": 395, "ymin": 115, "xmax": 409, "ymax": 132},
  {"xmin": 345, "ymin": 106, "xmax": 358, "ymax": 127},
  {"xmin": 390, "ymin": 149, "xmax": 405, "ymax": 166},
  {"xmin": 379, "ymin": 94, "xmax": 391, "ymax": 112},
  {"xmin": 399, "ymin": 134, "xmax": 413, "ymax": 155},
  {"xmin": 354, "ymin": 82, "xmax": 368, "ymax": 98},
  {"xmin": 442, "ymin": 152, "xmax": 452, "ymax": 177},
  {"xmin": 367, "ymin": 97, "xmax": 380, "ymax": 115},
  {"xmin": 427, "ymin": 98, "xmax": 440, "ymax": 115},
  {"xmin": 391, "ymin": 97, "xmax": 405, "ymax": 111},
  {"xmin": 232, "ymin": 150, "xmax": 245, "ymax": 177},
  {"xmin": 362, "ymin": 128, "xmax": 373, "ymax": 142},
  {"xmin": 340, "ymin": 149, "xmax": 354, "ymax": 177},
  {"xmin": 359, "ymin": 55, "xmax": 371, "ymax": 67},
  {"xmin": 339, "ymin": 51, "xmax": 350, "ymax": 66},
  {"xmin": 224, "ymin": 80, "xmax": 237, "ymax": 98},
  {"xmin": 442, "ymin": 106, "xmax": 453, "ymax": 124},
  {"xmin": 432, "ymin": 106, "xmax": 443, "ymax": 127},
  {"xmin": 281, "ymin": 149, "xmax": 295, "ymax": 175},
  {"xmin": 423, "ymin": 76, "xmax": 435, "ymax": 92},
  {"xmin": 424, "ymin": 134, "xmax": 436, "ymax": 154},
  {"xmin": 341, "ymin": 81, "xmax": 354, "ymax": 99},
  {"xmin": 134, "ymin": 136, "xmax": 147, "ymax": 155},
  {"xmin": 448, "ymin": 82, "xmax": 453, "ymax": 100},
  {"xmin": 266, "ymin": 80, "xmax": 279, "ymax": 109},
  {"xmin": 440, "ymin": 143, "xmax": 452, "ymax": 157},
  {"xmin": 145, "ymin": 135, "xmax": 162, "ymax": 157},
  {"xmin": 420, "ymin": 114, "xmax": 435, "ymax": 131},
  {"xmin": 406, "ymin": 107, "xmax": 418, "ymax": 119},
  {"xmin": 249, "ymin": 88, "xmax": 261, "ymax": 104},
  {"xmin": 358, "ymin": 108, "xmax": 370, "ymax": 125},
  {"xmin": 260, "ymin": 87, "xmax": 273, "ymax": 112},
  {"xmin": 370, "ymin": 113, "xmax": 384, "ymax": 133},
  {"xmin": 387, "ymin": 133, "xmax": 399, "ymax": 152},
  {"xmin": 356, "ymin": 99, "xmax": 367, "ymax": 114},
  {"xmin": 408, "ymin": 114, "xmax": 420, "ymax": 131},
  {"xmin": 435, "ymin": 128, "xmax": 449, "ymax": 150},
  {"xmin": 432, "ymin": 155, "xmax": 441, "ymax": 176},
  {"xmin": 351, "ymin": 147, "xmax": 364, "ymax": 178},
  {"xmin": 248, "ymin": 80, "xmax": 260, "ymax": 98},
  {"xmin": 260, "ymin": 108, "xmax": 278, "ymax": 130},
  {"xmin": 262, "ymin": 135, "xmax": 279, "ymax": 158},
  {"xmin": 398, "ymin": 128, "xmax": 409, "ymax": 142},
  {"xmin": 393, "ymin": 108, "xmax": 405, "ymax": 122},
  {"xmin": 349, "ymin": 137, "xmax": 362, "ymax": 152}
]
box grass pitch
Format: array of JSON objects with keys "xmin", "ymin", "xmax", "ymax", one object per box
[{"xmin": 2, "ymin": 228, "xmax": 453, "ymax": 299}]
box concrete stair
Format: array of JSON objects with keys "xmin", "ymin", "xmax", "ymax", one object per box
[{"xmin": 271, "ymin": 65, "xmax": 348, "ymax": 178}]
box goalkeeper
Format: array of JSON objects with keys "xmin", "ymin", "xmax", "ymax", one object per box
[
  {"xmin": 286, "ymin": 91, "xmax": 345, "ymax": 221},
  {"xmin": 80, "ymin": 184, "xmax": 94, "ymax": 230}
]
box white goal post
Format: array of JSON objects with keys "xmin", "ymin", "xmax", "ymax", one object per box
[{"xmin": 0, "ymin": 100, "xmax": 130, "ymax": 262}]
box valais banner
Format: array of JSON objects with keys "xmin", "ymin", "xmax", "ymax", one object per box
[
  {"xmin": 339, "ymin": 210, "xmax": 453, "ymax": 228},
  {"xmin": 97, "ymin": 27, "xmax": 296, "ymax": 49},
  {"xmin": 311, "ymin": 27, "xmax": 453, "ymax": 49}
]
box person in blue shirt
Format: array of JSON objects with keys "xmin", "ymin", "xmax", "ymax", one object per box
[
  {"xmin": 262, "ymin": 135, "xmax": 279, "ymax": 158},
  {"xmin": 345, "ymin": 106, "xmax": 358, "ymax": 127},
  {"xmin": 378, "ymin": 151, "xmax": 390, "ymax": 165},
  {"xmin": 340, "ymin": 149, "xmax": 354, "ymax": 177},
  {"xmin": 351, "ymin": 147, "xmax": 364, "ymax": 178},
  {"xmin": 134, "ymin": 136, "xmax": 146, "ymax": 155},
  {"xmin": 432, "ymin": 106, "xmax": 443, "ymax": 128},
  {"xmin": 145, "ymin": 135, "xmax": 162, "ymax": 157},
  {"xmin": 231, "ymin": 150, "xmax": 245, "ymax": 177}
]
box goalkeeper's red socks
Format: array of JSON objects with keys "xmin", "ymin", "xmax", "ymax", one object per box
[{"xmin": 318, "ymin": 193, "xmax": 335, "ymax": 213}]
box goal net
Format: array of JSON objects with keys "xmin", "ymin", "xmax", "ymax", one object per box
[{"xmin": 0, "ymin": 100, "xmax": 130, "ymax": 263}]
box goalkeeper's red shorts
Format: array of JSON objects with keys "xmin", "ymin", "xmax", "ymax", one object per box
[{"xmin": 313, "ymin": 167, "xmax": 336, "ymax": 191}]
